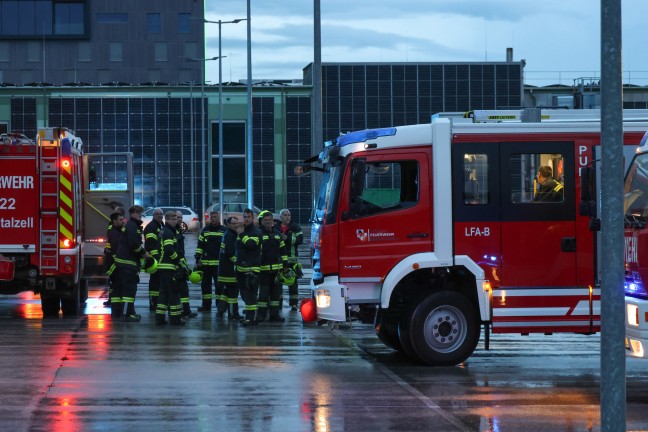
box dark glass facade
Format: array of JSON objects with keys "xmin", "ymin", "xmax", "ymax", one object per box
[{"xmin": 317, "ymin": 63, "xmax": 523, "ymax": 141}]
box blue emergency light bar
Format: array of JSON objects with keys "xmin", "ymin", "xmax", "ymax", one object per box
[{"xmin": 336, "ymin": 127, "xmax": 397, "ymax": 147}]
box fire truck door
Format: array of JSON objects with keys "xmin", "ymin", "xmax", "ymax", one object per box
[
  {"xmin": 498, "ymin": 141, "xmax": 576, "ymax": 288},
  {"xmin": 337, "ymin": 151, "xmax": 432, "ymax": 284}
]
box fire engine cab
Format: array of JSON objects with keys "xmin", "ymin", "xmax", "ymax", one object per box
[{"xmin": 297, "ymin": 108, "xmax": 648, "ymax": 366}]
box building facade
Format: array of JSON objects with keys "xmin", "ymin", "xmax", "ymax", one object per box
[{"xmin": 0, "ymin": 0, "xmax": 203, "ymax": 85}]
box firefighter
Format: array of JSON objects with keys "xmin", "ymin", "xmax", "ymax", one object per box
[
  {"xmin": 216, "ymin": 216, "xmax": 241, "ymax": 320},
  {"xmin": 257, "ymin": 210, "xmax": 287, "ymax": 322},
  {"xmin": 175, "ymin": 210, "xmax": 197, "ymax": 318},
  {"xmin": 104, "ymin": 207, "xmax": 126, "ymax": 307},
  {"xmin": 143, "ymin": 207, "xmax": 164, "ymax": 311},
  {"xmin": 235, "ymin": 208, "xmax": 262, "ymax": 326},
  {"xmin": 104, "ymin": 211, "xmax": 125, "ymax": 315},
  {"xmin": 195, "ymin": 210, "xmax": 225, "ymax": 312},
  {"xmin": 274, "ymin": 208, "xmax": 303, "ymax": 311},
  {"xmin": 114, "ymin": 205, "xmax": 149, "ymax": 322},
  {"xmin": 155, "ymin": 211, "xmax": 185, "ymax": 326},
  {"xmin": 534, "ymin": 165, "xmax": 564, "ymax": 202}
]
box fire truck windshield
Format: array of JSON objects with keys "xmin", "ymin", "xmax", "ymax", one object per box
[
  {"xmin": 313, "ymin": 162, "xmax": 342, "ymax": 224},
  {"xmin": 624, "ymin": 152, "xmax": 648, "ymax": 219}
]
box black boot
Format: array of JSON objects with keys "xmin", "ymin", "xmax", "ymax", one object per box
[
  {"xmin": 228, "ymin": 304, "xmax": 241, "ymax": 320},
  {"xmin": 197, "ymin": 300, "xmax": 211, "ymax": 312},
  {"xmin": 182, "ymin": 303, "xmax": 197, "ymax": 318}
]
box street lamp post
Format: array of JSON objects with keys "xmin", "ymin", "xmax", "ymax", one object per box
[
  {"xmin": 188, "ymin": 56, "xmax": 221, "ymax": 220},
  {"xmin": 203, "ymin": 18, "xmax": 246, "ymax": 221}
]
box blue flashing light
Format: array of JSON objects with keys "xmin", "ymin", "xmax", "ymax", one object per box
[
  {"xmin": 61, "ymin": 137, "xmax": 71, "ymax": 156},
  {"xmin": 336, "ymin": 128, "xmax": 397, "ymax": 147}
]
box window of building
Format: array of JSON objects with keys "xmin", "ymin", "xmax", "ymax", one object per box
[
  {"xmin": 96, "ymin": 13, "xmax": 128, "ymax": 24},
  {"xmin": 178, "ymin": 13, "xmax": 191, "ymax": 33},
  {"xmin": 109, "ymin": 42, "xmax": 123, "ymax": 62},
  {"xmin": 0, "ymin": 42, "xmax": 8, "ymax": 61},
  {"xmin": 184, "ymin": 41, "xmax": 198, "ymax": 59},
  {"xmin": 213, "ymin": 122, "xmax": 247, "ymax": 191},
  {"xmin": 154, "ymin": 42, "xmax": 168, "ymax": 62},
  {"xmin": 147, "ymin": 13, "xmax": 160, "ymax": 34},
  {"xmin": 0, "ymin": 0, "xmax": 86, "ymax": 38},
  {"xmin": 78, "ymin": 42, "xmax": 91, "ymax": 62},
  {"xmin": 27, "ymin": 41, "xmax": 40, "ymax": 62},
  {"xmin": 54, "ymin": 1, "xmax": 85, "ymax": 35}
]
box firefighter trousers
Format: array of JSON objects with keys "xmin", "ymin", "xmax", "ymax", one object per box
[
  {"xmin": 237, "ymin": 271, "xmax": 259, "ymax": 322},
  {"xmin": 257, "ymin": 271, "xmax": 282, "ymax": 321},
  {"xmin": 110, "ymin": 269, "xmax": 123, "ymax": 317},
  {"xmin": 156, "ymin": 271, "xmax": 182, "ymax": 324},
  {"xmin": 148, "ymin": 272, "xmax": 160, "ymax": 311},
  {"xmin": 178, "ymin": 278, "xmax": 193, "ymax": 315},
  {"xmin": 288, "ymin": 282, "xmax": 299, "ymax": 307},
  {"xmin": 200, "ymin": 265, "xmax": 219, "ymax": 309},
  {"xmin": 216, "ymin": 281, "xmax": 240, "ymax": 319},
  {"xmin": 118, "ymin": 266, "xmax": 139, "ymax": 317}
]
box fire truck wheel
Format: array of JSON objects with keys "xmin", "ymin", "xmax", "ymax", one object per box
[
  {"xmin": 375, "ymin": 312, "xmax": 402, "ymax": 351},
  {"xmin": 409, "ymin": 291, "xmax": 480, "ymax": 366},
  {"xmin": 61, "ymin": 283, "xmax": 81, "ymax": 316},
  {"xmin": 41, "ymin": 295, "xmax": 61, "ymax": 317}
]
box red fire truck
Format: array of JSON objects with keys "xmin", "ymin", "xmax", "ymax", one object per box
[
  {"xmin": 0, "ymin": 128, "xmax": 133, "ymax": 317},
  {"xmin": 298, "ymin": 109, "xmax": 648, "ymax": 366},
  {"xmin": 624, "ymin": 133, "xmax": 648, "ymax": 358}
]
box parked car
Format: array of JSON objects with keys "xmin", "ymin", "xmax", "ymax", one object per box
[
  {"xmin": 203, "ymin": 203, "xmax": 279, "ymax": 225},
  {"xmin": 141, "ymin": 206, "xmax": 201, "ymax": 232}
]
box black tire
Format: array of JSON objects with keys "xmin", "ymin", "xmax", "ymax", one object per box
[
  {"xmin": 375, "ymin": 311, "xmax": 402, "ymax": 351},
  {"xmin": 61, "ymin": 283, "xmax": 81, "ymax": 317},
  {"xmin": 79, "ymin": 279, "xmax": 89, "ymax": 304},
  {"xmin": 409, "ymin": 291, "xmax": 480, "ymax": 366},
  {"xmin": 398, "ymin": 305, "xmax": 423, "ymax": 363},
  {"xmin": 41, "ymin": 294, "xmax": 61, "ymax": 318},
  {"xmin": 180, "ymin": 221, "xmax": 188, "ymax": 232}
]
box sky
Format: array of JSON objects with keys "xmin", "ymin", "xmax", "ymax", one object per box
[{"xmin": 205, "ymin": 0, "xmax": 648, "ymax": 87}]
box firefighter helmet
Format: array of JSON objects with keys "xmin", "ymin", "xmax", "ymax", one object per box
[
  {"xmin": 257, "ymin": 209, "xmax": 272, "ymax": 223},
  {"xmin": 291, "ymin": 261, "xmax": 304, "ymax": 278},
  {"xmin": 188, "ymin": 269, "xmax": 203, "ymax": 284},
  {"xmin": 277, "ymin": 267, "xmax": 296, "ymax": 286},
  {"xmin": 141, "ymin": 256, "xmax": 158, "ymax": 274}
]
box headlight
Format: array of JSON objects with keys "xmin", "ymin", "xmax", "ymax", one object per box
[
  {"xmin": 316, "ymin": 289, "xmax": 330, "ymax": 308},
  {"xmin": 627, "ymin": 303, "xmax": 640, "ymax": 327}
]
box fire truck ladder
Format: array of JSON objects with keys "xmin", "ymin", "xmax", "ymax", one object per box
[{"xmin": 38, "ymin": 139, "xmax": 61, "ymax": 274}]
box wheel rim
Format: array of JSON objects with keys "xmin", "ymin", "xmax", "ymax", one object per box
[{"xmin": 422, "ymin": 305, "xmax": 468, "ymax": 353}]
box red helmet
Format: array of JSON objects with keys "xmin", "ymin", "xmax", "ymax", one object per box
[{"xmin": 299, "ymin": 298, "xmax": 317, "ymax": 322}]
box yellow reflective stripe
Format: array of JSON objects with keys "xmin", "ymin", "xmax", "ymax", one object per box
[
  {"xmin": 59, "ymin": 223, "xmax": 73, "ymax": 241},
  {"xmin": 59, "ymin": 175, "xmax": 72, "ymax": 193},
  {"xmin": 220, "ymin": 276, "xmax": 236, "ymax": 283},
  {"xmin": 242, "ymin": 235, "xmax": 259, "ymax": 245},
  {"xmin": 158, "ymin": 263, "xmax": 176, "ymax": 270},
  {"xmin": 236, "ymin": 266, "xmax": 259, "ymax": 273},
  {"xmin": 59, "ymin": 191, "xmax": 72, "ymax": 209},
  {"xmin": 145, "ymin": 233, "xmax": 158, "ymax": 240},
  {"xmin": 59, "ymin": 206, "xmax": 73, "ymax": 225},
  {"xmin": 163, "ymin": 239, "xmax": 175, "ymax": 245}
]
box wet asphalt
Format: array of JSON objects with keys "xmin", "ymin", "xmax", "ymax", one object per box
[{"xmin": 0, "ymin": 232, "xmax": 647, "ymax": 431}]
